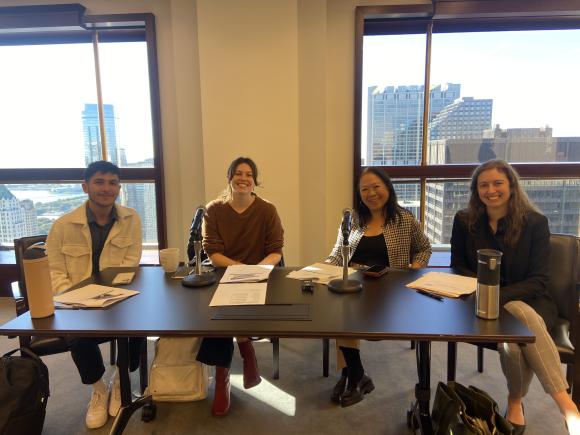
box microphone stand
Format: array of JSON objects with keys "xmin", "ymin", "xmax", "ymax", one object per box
[
  {"xmin": 328, "ymin": 239, "xmax": 362, "ymax": 294},
  {"xmin": 182, "ymin": 240, "xmax": 216, "ymax": 287}
]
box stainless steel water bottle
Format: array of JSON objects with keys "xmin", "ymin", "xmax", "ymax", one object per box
[{"xmin": 475, "ymin": 249, "xmax": 502, "ymax": 320}]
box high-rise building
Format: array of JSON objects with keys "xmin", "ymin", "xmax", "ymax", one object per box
[
  {"xmin": 82, "ymin": 104, "xmax": 121, "ymax": 165},
  {"xmin": 429, "ymin": 97, "xmax": 493, "ymax": 141},
  {"xmin": 123, "ymin": 158, "xmax": 157, "ymax": 244},
  {"xmin": 20, "ymin": 199, "xmax": 39, "ymax": 236},
  {"xmin": 0, "ymin": 185, "xmax": 39, "ymax": 245},
  {"xmin": 366, "ymin": 83, "xmax": 461, "ymax": 166}
]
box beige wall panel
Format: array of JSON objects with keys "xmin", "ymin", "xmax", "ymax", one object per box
[{"xmin": 196, "ymin": 0, "xmax": 300, "ymax": 264}]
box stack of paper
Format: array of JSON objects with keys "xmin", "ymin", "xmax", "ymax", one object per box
[
  {"xmin": 220, "ymin": 264, "xmax": 274, "ymax": 283},
  {"xmin": 406, "ymin": 272, "xmax": 477, "ymax": 298},
  {"xmin": 286, "ymin": 262, "xmax": 357, "ymax": 285},
  {"xmin": 54, "ymin": 284, "xmax": 139, "ymax": 308},
  {"xmin": 209, "ymin": 265, "xmax": 274, "ymax": 307}
]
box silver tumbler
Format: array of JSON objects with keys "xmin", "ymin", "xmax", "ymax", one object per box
[{"xmin": 476, "ymin": 249, "xmax": 502, "ymax": 320}]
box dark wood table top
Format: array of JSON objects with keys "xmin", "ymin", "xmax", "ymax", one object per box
[{"xmin": 0, "ymin": 266, "xmax": 534, "ymax": 343}]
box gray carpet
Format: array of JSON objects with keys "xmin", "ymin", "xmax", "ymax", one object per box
[{"xmin": 0, "ymin": 298, "xmax": 568, "ymax": 434}]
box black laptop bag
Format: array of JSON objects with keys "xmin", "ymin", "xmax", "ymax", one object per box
[{"xmin": 0, "ymin": 348, "xmax": 50, "ymax": 435}]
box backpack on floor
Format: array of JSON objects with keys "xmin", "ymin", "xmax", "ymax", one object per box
[
  {"xmin": 145, "ymin": 337, "xmax": 209, "ymax": 402},
  {"xmin": 0, "ymin": 348, "xmax": 50, "ymax": 435}
]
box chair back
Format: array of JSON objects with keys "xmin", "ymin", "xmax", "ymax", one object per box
[
  {"xmin": 13, "ymin": 235, "xmax": 48, "ymax": 310},
  {"xmin": 547, "ymin": 233, "xmax": 579, "ymax": 323}
]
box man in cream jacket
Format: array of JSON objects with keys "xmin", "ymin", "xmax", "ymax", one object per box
[{"xmin": 47, "ymin": 160, "xmax": 144, "ymax": 429}]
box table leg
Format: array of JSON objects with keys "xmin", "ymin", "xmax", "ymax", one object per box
[
  {"xmin": 447, "ymin": 342, "xmax": 457, "ymax": 382},
  {"xmin": 414, "ymin": 340, "xmax": 433, "ymax": 434},
  {"xmin": 109, "ymin": 337, "xmax": 152, "ymax": 435}
]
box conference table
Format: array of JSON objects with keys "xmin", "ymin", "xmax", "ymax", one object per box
[{"xmin": 0, "ymin": 266, "xmax": 534, "ymax": 435}]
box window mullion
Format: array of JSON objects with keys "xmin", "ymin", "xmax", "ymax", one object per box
[
  {"xmin": 91, "ymin": 31, "xmax": 107, "ymax": 160},
  {"xmin": 419, "ymin": 22, "xmax": 433, "ymax": 228}
]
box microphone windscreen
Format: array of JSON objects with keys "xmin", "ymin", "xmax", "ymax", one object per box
[{"xmin": 190, "ymin": 206, "xmax": 205, "ymax": 233}]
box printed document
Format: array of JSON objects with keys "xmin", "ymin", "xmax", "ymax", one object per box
[
  {"xmin": 53, "ymin": 284, "xmax": 139, "ymax": 308},
  {"xmin": 209, "ymin": 283, "xmax": 267, "ymax": 306},
  {"xmin": 220, "ymin": 264, "xmax": 274, "ymax": 283},
  {"xmin": 406, "ymin": 272, "xmax": 477, "ymax": 298},
  {"xmin": 286, "ymin": 262, "xmax": 357, "ymax": 285}
]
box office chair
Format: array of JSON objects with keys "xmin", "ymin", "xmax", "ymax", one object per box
[
  {"xmin": 11, "ymin": 236, "xmax": 149, "ymax": 394},
  {"xmin": 447, "ymin": 233, "xmax": 578, "ymax": 392}
]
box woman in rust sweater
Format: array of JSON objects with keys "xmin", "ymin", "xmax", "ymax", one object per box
[{"xmin": 196, "ymin": 156, "xmax": 284, "ymax": 417}]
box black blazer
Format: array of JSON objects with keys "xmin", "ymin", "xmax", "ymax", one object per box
[{"xmin": 450, "ymin": 209, "xmax": 558, "ymax": 329}]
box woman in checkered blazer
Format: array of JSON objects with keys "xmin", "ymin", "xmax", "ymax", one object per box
[{"xmin": 326, "ymin": 167, "xmax": 432, "ymax": 407}]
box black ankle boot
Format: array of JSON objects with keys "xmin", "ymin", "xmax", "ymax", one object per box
[{"xmin": 341, "ymin": 373, "xmax": 375, "ymax": 407}]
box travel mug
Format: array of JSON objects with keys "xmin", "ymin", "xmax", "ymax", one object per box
[
  {"xmin": 476, "ymin": 249, "xmax": 502, "ymax": 320},
  {"xmin": 23, "ymin": 242, "xmax": 55, "ymax": 318}
]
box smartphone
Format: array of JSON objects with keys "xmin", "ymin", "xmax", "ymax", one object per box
[{"xmin": 363, "ymin": 265, "xmax": 389, "ymax": 278}]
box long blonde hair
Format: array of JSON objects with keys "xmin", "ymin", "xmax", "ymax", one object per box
[{"xmin": 467, "ymin": 159, "xmax": 538, "ymax": 247}]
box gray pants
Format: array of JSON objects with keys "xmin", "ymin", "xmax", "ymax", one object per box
[{"xmin": 499, "ymin": 300, "xmax": 568, "ymax": 397}]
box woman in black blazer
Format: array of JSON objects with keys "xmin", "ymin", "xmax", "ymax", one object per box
[{"xmin": 451, "ymin": 159, "xmax": 580, "ymax": 434}]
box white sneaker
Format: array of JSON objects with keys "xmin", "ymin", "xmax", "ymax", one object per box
[
  {"xmin": 108, "ymin": 373, "xmax": 121, "ymax": 417},
  {"xmin": 85, "ymin": 386, "xmax": 109, "ymax": 429}
]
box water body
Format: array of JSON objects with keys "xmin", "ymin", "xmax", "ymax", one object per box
[{"xmin": 9, "ymin": 190, "xmax": 84, "ymax": 203}]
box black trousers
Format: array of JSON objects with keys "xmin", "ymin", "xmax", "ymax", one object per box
[
  {"xmin": 196, "ymin": 337, "xmax": 234, "ymax": 368},
  {"xmin": 68, "ymin": 337, "xmax": 145, "ymax": 385}
]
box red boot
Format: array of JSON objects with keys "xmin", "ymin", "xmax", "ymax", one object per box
[
  {"xmin": 212, "ymin": 367, "xmax": 230, "ymax": 417},
  {"xmin": 238, "ymin": 341, "xmax": 262, "ymax": 389}
]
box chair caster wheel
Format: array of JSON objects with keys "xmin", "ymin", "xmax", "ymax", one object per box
[
  {"xmin": 406, "ymin": 403, "xmax": 419, "ymax": 430},
  {"xmin": 141, "ymin": 403, "xmax": 157, "ymax": 422}
]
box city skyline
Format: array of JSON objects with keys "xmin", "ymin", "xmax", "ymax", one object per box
[
  {"xmin": 0, "ymin": 101, "xmax": 158, "ymax": 247},
  {"xmin": 361, "ymin": 29, "xmax": 580, "ymax": 158}
]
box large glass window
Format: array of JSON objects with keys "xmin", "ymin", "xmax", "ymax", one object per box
[
  {"xmin": 428, "ymin": 30, "xmax": 580, "ymax": 165},
  {"xmin": 0, "ymin": 44, "xmax": 97, "ymax": 168},
  {"xmin": 98, "ymin": 41, "xmax": 154, "ymax": 167},
  {"xmin": 356, "ymin": 3, "xmax": 580, "ymax": 256},
  {"xmin": 0, "ymin": 6, "xmax": 165, "ymax": 265},
  {"xmin": 0, "ymin": 182, "xmax": 159, "ymax": 264}
]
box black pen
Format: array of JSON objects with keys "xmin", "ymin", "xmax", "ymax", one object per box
[{"xmin": 416, "ymin": 289, "xmax": 444, "ymax": 301}]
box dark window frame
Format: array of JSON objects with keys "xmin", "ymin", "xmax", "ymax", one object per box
[
  {"xmin": 0, "ymin": 5, "xmax": 167, "ymax": 254},
  {"xmin": 354, "ymin": 1, "xmax": 580, "ymax": 226}
]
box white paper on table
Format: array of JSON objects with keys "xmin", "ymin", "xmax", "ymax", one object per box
[
  {"xmin": 53, "ymin": 284, "xmax": 139, "ymax": 308},
  {"xmin": 286, "ymin": 262, "xmax": 357, "ymax": 285},
  {"xmin": 209, "ymin": 283, "xmax": 267, "ymax": 307},
  {"xmin": 220, "ymin": 264, "xmax": 274, "ymax": 283},
  {"xmin": 406, "ymin": 272, "xmax": 477, "ymax": 298}
]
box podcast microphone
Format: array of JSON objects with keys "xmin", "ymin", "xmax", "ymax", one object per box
[
  {"xmin": 328, "ymin": 207, "xmax": 362, "ymax": 294},
  {"xmin": 340, "ymin": 208, "xmax": 352, "ymax": 242},
  {"xmin": 183, "ymin": 206, "xmax": 216, "ymax": 288},
  {"xmin": 190, "ymin": 206, "xmax": 205, "ymax": 242}
]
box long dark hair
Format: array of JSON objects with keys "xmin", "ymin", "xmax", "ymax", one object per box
[
  {"xmin": 467, "ymin": 159, "xmax": 538, "ymax": 247},
  {"xmin": 220, "ymin": 156, "xmax": 260, "ymax": 200},
  {"xmin": 355, "ymin": 167, "xmax": 403, "ymax": 227}
]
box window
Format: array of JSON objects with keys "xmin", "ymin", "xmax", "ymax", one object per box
[
  {"xmin": 356, "ymin": 2, "xmax": 580, "ymax": 252},
  {"xmin": 0, "ymin": 5, "xmax": 165, "ymax": 264}
]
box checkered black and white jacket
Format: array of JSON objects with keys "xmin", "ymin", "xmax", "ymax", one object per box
[{"xmin": 326, "ymin": 209, "xmax": 432, "ymax": 269}]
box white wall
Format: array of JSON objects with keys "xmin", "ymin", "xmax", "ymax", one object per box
[{"xmin": 1, "ymin": 0, "xmax": 425, "ymax": 265}]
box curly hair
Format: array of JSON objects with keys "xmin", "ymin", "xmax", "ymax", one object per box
[{"xmin": 467, "ymin": 159, "xmax": 538, "ymax": 247}]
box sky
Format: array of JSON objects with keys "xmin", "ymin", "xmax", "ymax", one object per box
[
  {"xmin": 0, "ymin": 41, "xmax": 154, "ymax": 168},
  {"xmin": 361, "ymin": 29, "xmax": 580, "ymax": 156}
]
